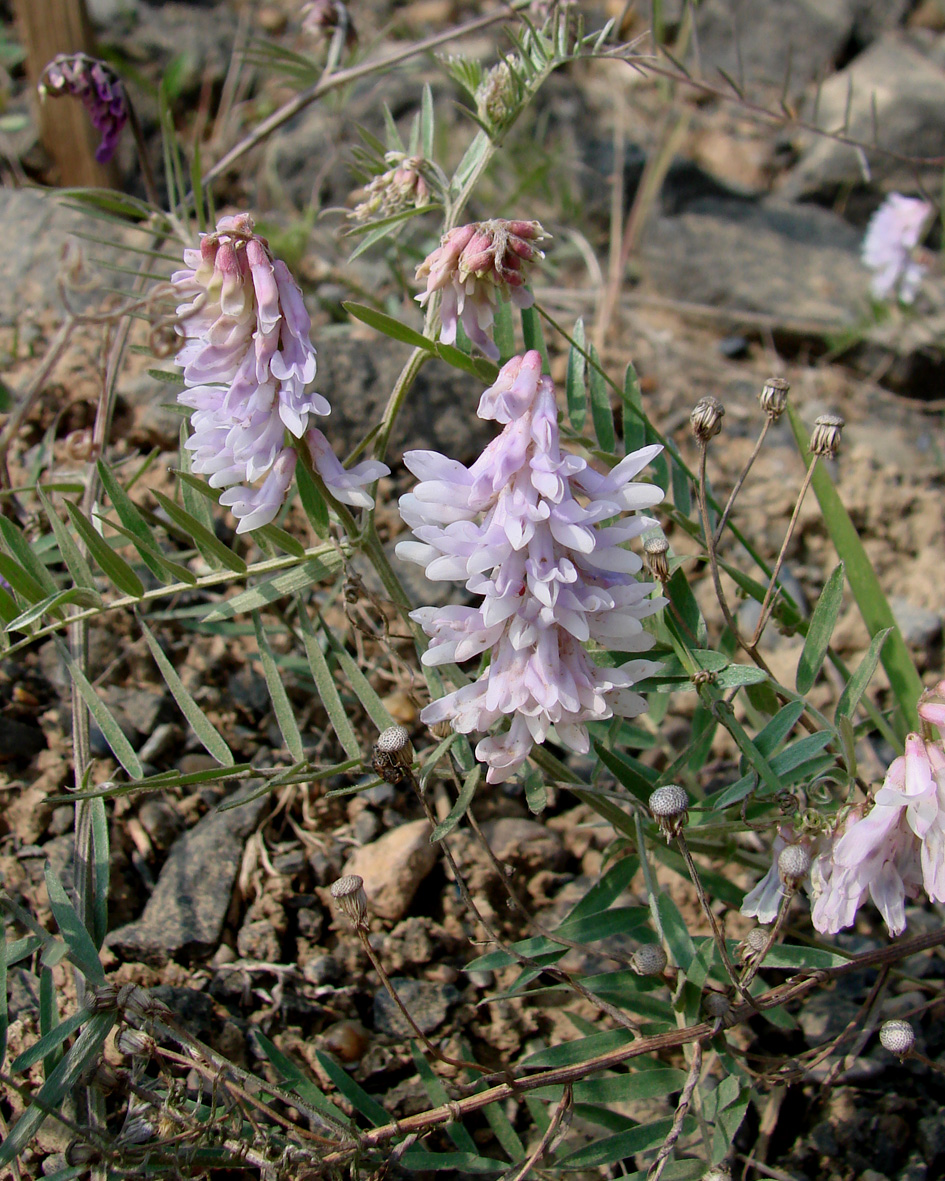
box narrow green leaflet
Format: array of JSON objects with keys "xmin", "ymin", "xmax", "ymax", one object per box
[
  {"xmin": 566, "ymin": 318, "xmax": 587, "ymax": 431},
  {"xmin": 0, "ymin": 553, "xmax": 49, "ymax": 607},
  {"xmin": 325, "ymin": 629, "xmax": 395, "ymax": 731},
  {"xmin": 796, "ymin": 561, "xmax": 845, "ymax": 694},
  {"xmin": 105, "ymin": 517, "xmax": 196, "ymax": 586},
  {"xmin": 621, "ymin": 361, "xmax": 646, "ymax": 454},
  {"xmin": 343, "ymin": 301, "xmax": 433, "ymax": 350},
  {"xmin": 43, "ymin": 863, "xmax": 105, "ymax": 985},
  {"xmin": 787, "ymin": 403, "xmax": 922, "ymax": 735},
  {"xmin": 55, "ymin": 638, "xmax": 143, "ymax": 777},
  {"xmin": 252, "ymin": 610, "xmax": 305, "ymax": 762},
  {"xmin": 0, "ymin": 516, "xmax": 59, "ymax": 597},
  {"xmin": 520, "ymin": 304, "xmax": 550, "ymax": 372},
  {"xmin": 138, "ymin": 616, "xmax": 234, "ymax": 765},
  {"xmin": 151, "ymin": 489, "xmax": 247, "ymax": 574},
  {"xmin": 11, "ymin": 1007, "xmax": 88, "ymax": 1075},
  {"xmin": 557, "ymin": 1116, "xmax": 688, "ymax": 1168},
  {"xmin": 7, "ymin": 587, "xmax": 103, "ymax": 633},
  {"xmin": 63, "ymin": 502, "xmax": 145, "ymax": 599},
  {"xmin": 295, "ymin": 460, "xmax": 330, "ymax": 536},
  {"xmin": 315, "ymin": 1049, "xmax": 389, "ymax": 1126},
  {"xmin": 398, "ymin": 1150, "xmax": 505, "ymax": 1173},
  {"xmin": 0, "ymin": 1012, "xmax": 114, "ymax": 1167},
  {"xmin": 38, "ymin": 491, "xmax": 95, "ymax": 589},
  {"xmin": 252, "ymin": 1031, "xmax": 350, "ymax": 1132},
  {"xmin": 836, "ymin": 626, "xmax": 892, "ymax": 721},
  {"xmin": 297, "ymin": 601, "xmax": 360, "ymax": 760},
  {"xmin": 519, "ymin": 1027, "xmax": 635, "ymax": 1071},
  {"xmin": 413, "ymin": 1045, "xmax": 479, "ymax": 1153},
  {"xmin": 89, "ymin": 796, "xmax": 109, "ymax": 950},
  {"xmin": 588, "ymin": 342, "xmax": 615, "ymax": 452},
  {"xmin": 98, "ymin": 459, "xmax": 198, "ymax": 584},
  {"xmin": 431, "ymin": 765, "xmax": 480, "ymax": 842},
  {"xmin": 753, "ymin": 700, "xmax": 806, "ymax": 757},
  {"xmin": 658, "ymin": 892, "xmax": 695, "ymax": 973},
  {"xmin": 434, "ymin": 342, "xmax": 499, "ymax": 382}
]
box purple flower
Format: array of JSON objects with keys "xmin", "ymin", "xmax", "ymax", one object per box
[
  {"xmin": 39, "ymin": 54, "xmax": 128, "ymax": 164},
  {"xmin": 415, "ymin": 220, "xmax": 549, "ymax": 361},
  {"xmin": 862, "ymin": 193, "xmax": 933, "ymax": 303},
  {"xmin": 173, "ymin": 214, "xmax": 388, "ymax": 532},
  {"xmin": 396, "ymin": 350, "xmax": 665, "ymax": 784}
]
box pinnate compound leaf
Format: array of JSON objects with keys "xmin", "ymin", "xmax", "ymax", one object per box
[
  {"xmin": 796, "ymin": 561, "xmax": 844, "ymax": 694},
  {"xmin": 138, "ymin": 616, "xmax": 234, "ymax": 765}
]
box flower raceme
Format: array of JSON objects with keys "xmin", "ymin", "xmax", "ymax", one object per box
[
  {"xmin": 396, "ymin": 350, "xmax": 665, "ymax": 783},
  {"xmin": 415, "ymin": 219, "xmax": 549, "ymax": 361},
  {"xmin": 861, "ymin": 192, "xmax": 933, "ymax": 303},
  {"xmin": 39, "ymin": 54, "xmax": 128, "ymax": 164},
  {"xmin": 173, "ymin": 213, "xmax": 387, "ymax": 532}
]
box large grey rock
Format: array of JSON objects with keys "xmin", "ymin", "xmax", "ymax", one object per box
[
  {"xmin": 688, "ymin": 0, "xmax": 858, "ymax": 93},
  {"xmin": 642, "ymin": 197, "xmax": 866, "ymax": 331},
  {"xmin": 342, "ymin": 818, "xmax": 438, "ymax": 922},
  {"xmin": 107, "ymin": 791, "xmax": 267, "ymax": 966},
  {"xmin": 779, "ymin": 32, "xmax": 945, "ymax": 200}
]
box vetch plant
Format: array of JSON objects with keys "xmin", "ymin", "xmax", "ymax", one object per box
[{"xmin": 861, "ymin": 192, "xmax": 933, "ymax": 303}]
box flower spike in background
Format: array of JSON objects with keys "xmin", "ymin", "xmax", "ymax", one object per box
[
  {"xmin": 397, "ymin": 350, "xmax": 665, "ymax": 783},
  {"xmin": 861, "ymin": 192, "xmax": 933, "ymax": 304},
  {"xmin": 39, "ymin": 53, "xmax": 128, "ymax": 164},
  {"xmin": 415, "ymin": 219, "xmax": 549, "ymax": 360},
  {"xmin": 173, "ymin": 213, "xmax": 388, "ymax": 533}
]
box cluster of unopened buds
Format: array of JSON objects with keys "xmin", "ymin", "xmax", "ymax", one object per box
[
  {"xmin": 351, "ymin": 152, "xmax": 432, "ymax": 222},
  {"xmin": 415, "ymin": 218, "xmax": 550, "ymax": 360},
  {"xmin": 39, "ymin": 53, "xmax": 128, "ymax": 163},
  {"xmin": 173, "ymin": 213, "xmax": 388, "ymax": 532}
]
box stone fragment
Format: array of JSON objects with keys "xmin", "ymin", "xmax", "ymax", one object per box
[
  {"xmin": 479, "ymin": 817, "xmax": 564, "ymax": 870},
  {"xmin": 342, "ymin": 819, "xmax": 437, "ymax": 921},
  {"xmin": 373, "ymin": 977, "xmax": 459, "ymax": 1038},
  {"xmin": 107, "ymin": 793, "xmax": 267, "ymax": 966}
]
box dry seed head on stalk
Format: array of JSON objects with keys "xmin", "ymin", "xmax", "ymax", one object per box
[
  {"xmin": 372, "ymin": 725, "xmax": 414, "ymax": 785},
  {"xmin": 630, "ymin": 944, "xmax": 668, "ymax": 976},
  {"xmin": 331, "ymin": 874, "xmax": 369, "ymax": 930},
  {"xmin": 759, "ymin": 376, "xmax": 789, "ymax": 420},
  {"xmin": 643, "ymin": 535, "xmax": 670, "ymax": 583},
  {"xmin": 809, "ymin": 413, "xmax": 845, "ymax": 459},
  {"xmin": 690, "ymin": 395, "xmax": 725, "ymax": 446},
  {"xmin": 116, "ymin": 1028, "xmax": 156, "ymax": 1059},
  {"xmin": 648, "ymin": 784, "xmax": 689, "ymax": 840},
  {"xmin": 703, "ymin": 992, "xmax": 732, "ymax": 1020},
  {"xmin": 737, "ymin": 926, "xmax": 772, "ymax": 965},
  {"xmin": 777, "ymin": 842, "xmax": 811, "ymax": 886},
  {"xmin": 879, "ymin": 1018, "xmax": 915, "ymax": 1057},
  {"xmin": 702, "ymin": 1166, "xmax": 733, "ymax": 1181}
]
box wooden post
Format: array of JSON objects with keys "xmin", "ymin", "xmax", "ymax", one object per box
[{"xmin": 14, "ymin": 0, "xmax": 119, "ymax": 188}]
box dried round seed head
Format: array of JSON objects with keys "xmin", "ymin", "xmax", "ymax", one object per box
[
  {"xmin": 703, "ymin": 992, "xmax": 731, "ymax": 1019},
  {"xmin": 701, "ymin": 1166, "xmax": 732, "ymax": 1181},
  {"xmin": 649, "ymin": 785, "xmax": 690, "ymax": 818},
  {"xmin": 879, "ymin": 1019, "xmax": 915, "ymax": 1056},
  {"xmin": 116, "ymin": 1028, "xmax": 156, "ymax": 1058},
  {"xmin": 643, "ymin": 535, "xmax": 670, "ymax": 582},
  {"xmin": 330, "ymin": 874, "xmax": 369, "ymax": 929},
  {"xmin": 690, "ymin": 395, "xmax": 725, "ymax": 445},
  {"xmin": 375, "ymin": 725, "xmax": 411, "ymax": 755},
  {"xmin": 630, "ymin": 944, "xmax": 668, "ymax": 976},
  {"xmin": 745, "ymin": 927, "xmax": 770, "ymax": 953},
  {"xmin": 809, "ymin": 412, "xmax": 844, "ymax": 459},
  {"xmin": 759, "ymin": 376, "xmax": 789, "ymax": 420},
  {"xmin": 88, "ymin": 983, "xmax": 120, "ymax": 1013},
  {"xmin": 777, "ymin": 843, "xmax": 811, "ymax": 882},
  {"xmin": 372, "ymin": 725, "xmax": 414, "ymax": 784},
  {"xmin": 66, "ymin": 1141, "xmax": 101, "ymax": 1168}
]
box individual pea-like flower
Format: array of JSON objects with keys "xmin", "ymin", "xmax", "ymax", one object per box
[
  {"xmin": 173, "ymin": 213, "xmax": 388, "ymax": 532},
  {"xmin": 415, "ymin": 219, "xmax": 549, "ymax": 361},
  {"xmin": 740, "ymin": 827, "xmax": 812, "ymax": 924},
  {"xmin": 396, "ymin": 350, "xmax": 665, "ymax": 784},
  {"xmin": 39, "ymin": 53, "xmax": 128, "ymax": 164},
  {"xmin": 861, "ymin": 193, "xmax": 933, "ymax": 304}
]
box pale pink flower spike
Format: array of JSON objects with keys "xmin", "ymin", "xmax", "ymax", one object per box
[{"xmin": 397, "ymin": 350, "xmax": 665, "ymax": 783}]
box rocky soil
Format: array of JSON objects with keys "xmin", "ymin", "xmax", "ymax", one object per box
[{"xmin": 1, "ymin": 1, "xmax": 945, "ymax": 1179}]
